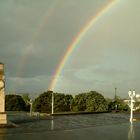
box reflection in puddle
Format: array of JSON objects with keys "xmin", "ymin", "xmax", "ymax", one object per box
[
  {"xmin": 51, "ymin": 116, "xmax": 54, "ymax": 130},
  {"xmin": 128, "ymin": 124, "xmax": 135, "ymax": 140}
]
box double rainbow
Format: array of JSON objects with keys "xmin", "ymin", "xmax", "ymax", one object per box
[{"xmin": 49, "ymin": 0, "xmax": 117, "ymax": 91}]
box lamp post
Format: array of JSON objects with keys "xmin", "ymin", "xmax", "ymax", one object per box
[
  {"xmin": 29, "ymin": 99, "xmax": 33, "ymax": 116},
  {"xmin": 52, "ymin": 92, "xmax": 54, "ymax": 115},
  {"xmin": 128, "ymin": 90, "xmax": 136, "ymax": 123}
]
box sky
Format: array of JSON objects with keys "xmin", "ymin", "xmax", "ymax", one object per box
[{"xmin": 0, "ymin": 0, "xmax": 140, "ymax": 98}]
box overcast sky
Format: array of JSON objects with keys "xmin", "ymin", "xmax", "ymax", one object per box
[{"xmin": 0, "ymin": 0, "xmax": 140, "ymax": 98}]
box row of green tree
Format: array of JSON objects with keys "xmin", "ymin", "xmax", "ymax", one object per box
[{"xmin": 5, "ymin": 90, "xmax": 129, "ymax": 113}]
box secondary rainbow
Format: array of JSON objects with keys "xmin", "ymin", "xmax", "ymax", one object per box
[{"xmin": 49, "ymin": 0, "xmax": 117, "ymax": 91}]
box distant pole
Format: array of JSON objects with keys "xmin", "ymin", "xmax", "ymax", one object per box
[
  {"xmin": 114, "ymin": 88, "xmax": 117, "ymax": 111},
  {"xmin": 52, "ymin": 92, "xmax": 54, "ymax": 114},
  {"xmin": 115, "ymin": 88, "xmax": 117, "ymax": 98},
  {"xmin": 115, "ymin": 88, "xmax": 117, "ymax": 94}
]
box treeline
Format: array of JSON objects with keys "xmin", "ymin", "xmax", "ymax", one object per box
[{"xmin": 5, "ymin": 90, "xmax": 129, "ymax": 113}]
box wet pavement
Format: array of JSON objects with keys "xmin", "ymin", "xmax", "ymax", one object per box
[{"xmin": 0, "ymin": 113, "xmax": 140, "ymax": 140}]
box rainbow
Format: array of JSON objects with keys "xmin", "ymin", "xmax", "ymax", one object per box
[
  {"xmin": 49, "ymin": 0, "xmax": 117, "ymax": 91},
  {"xmin": 13, "ymin": 0, "xmax": 60, "ymax": 92},
  {"xmin": 17, "ymin": 0, "xmax": 61, "ymax": 76}
]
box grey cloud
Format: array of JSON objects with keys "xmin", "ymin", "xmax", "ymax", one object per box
[{"xmin": 1, "ymin": 0, "xmax": 140, "ymax": 98}]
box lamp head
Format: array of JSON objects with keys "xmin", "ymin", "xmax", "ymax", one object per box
[
  {"xmin": 128, "ymin": 90, "xmax": 132, "ymax": 97},
  {"xmin": 133, "ymin": 90, "xmax": 136, "ymax": 96}
]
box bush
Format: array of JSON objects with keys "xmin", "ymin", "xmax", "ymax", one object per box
[{"xmin": 5, "ymin": 94, "xmax": 26, "ymax": 111}]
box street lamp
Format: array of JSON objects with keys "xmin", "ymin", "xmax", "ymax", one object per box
[
  {"xmin": 52, "ymin": 92, "xmax": 54, "ymax": 115},
  {"xmin": 29, "ymin": 99, "xmax": 33, "ymax": 116},
  {"xmin": 128, "ymin": 90, "xmax": 136, "ymax": 123}
]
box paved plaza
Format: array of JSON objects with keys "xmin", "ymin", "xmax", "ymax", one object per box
[{"xmin": 0, "ymin": 113, "xmax": 140, "ymax": 140}]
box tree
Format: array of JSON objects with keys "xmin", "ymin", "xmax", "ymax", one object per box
[
  {"xmin": 33, "ymin": 91, "xmax": 52, "ymax": 113},
  {"xmin": 54, "ymin": 93, "xmax": 73, "ymax": 112},
  {"xmin": 71, "ymin": 91, "xmax": 108, "ymax": 112},
  {"xmin": 54, "ymin": 93, "xmax": 65, "ymax": 112},
  {"xmin": 85, "ymin": 91, "xmax": 108, "ymax": 112},
  {"xmin": 5, "ymin": 94, "xmax": 26, "ymax": 111},
  {"xmin": 108, "ymin": 96, "xmax": 129, "ymax": 111},
  {"xmin": 71, "ymin": 93, "xmax": 87, "ymax": 112},
  {"xmin": 64, "ymin": 94, "xmax": 73, "ymax": 111}
]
